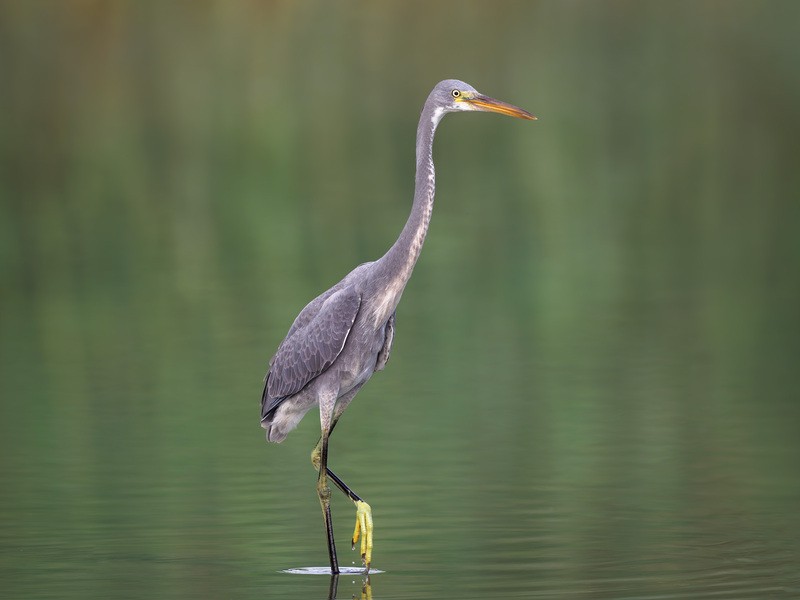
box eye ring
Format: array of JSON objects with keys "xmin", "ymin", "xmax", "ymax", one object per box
[{"xmin": 451, "ymin": 89, "xmax": 461, "ymax": 98}]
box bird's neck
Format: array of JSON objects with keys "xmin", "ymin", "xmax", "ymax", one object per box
[{"xmin": 373, "ymin": 101, "xmax": 443, "ymax": 299}]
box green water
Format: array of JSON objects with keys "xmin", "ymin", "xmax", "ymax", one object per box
[{"xmin": 2, "ymin": 2, "xmax": 799, "ymax": 598}]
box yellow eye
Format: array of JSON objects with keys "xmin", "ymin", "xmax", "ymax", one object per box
[{"xmin": 451, "ymin": 89, "xmax": 461, "ymax": 98}]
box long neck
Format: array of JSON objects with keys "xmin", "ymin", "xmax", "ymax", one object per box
[{"xmin": 375, "ymin": 100, "xmax": 443, "ymax": 286}]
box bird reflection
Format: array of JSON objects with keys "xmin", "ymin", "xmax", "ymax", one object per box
[
  {"xmin": 357, "ymin": 577, "xmax": 372, "ymax": 600},
  {"xmin": 326, "ymin": 573, "xmax": 372, "ymax": 600}
]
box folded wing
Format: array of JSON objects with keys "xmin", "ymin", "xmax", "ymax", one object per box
[{"xmin": 261, "ymin": 286, "xmax": 362, "ymax": 419}]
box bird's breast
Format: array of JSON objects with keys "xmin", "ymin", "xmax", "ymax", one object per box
[{"xmin": 367, "ymin": 279, "xmax": 406, "ymax": 327}]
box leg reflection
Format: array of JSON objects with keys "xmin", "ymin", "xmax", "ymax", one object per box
[
  {"xmin": 327, "ymin": 573, "xmax": 338, "ymax": 600},
  {"xmin": 359, "ymin": 576, "xmax": 372, "ymax": 600},
  {"xmin": 326, "ymin": 573, "xmax": 371, "ymax": 600}
]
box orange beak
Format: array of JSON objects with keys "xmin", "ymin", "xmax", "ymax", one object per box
[{"xmin": 465, "ymin": 94, "xmax": 537, "ymax": 120}]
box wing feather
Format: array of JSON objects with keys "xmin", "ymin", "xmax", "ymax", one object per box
[{"xmin": 261, "ymin": 286, "xmax": 362, "ymax": 418}]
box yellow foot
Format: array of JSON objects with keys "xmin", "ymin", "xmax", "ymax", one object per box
[{"xmin": 351, "ymin": 500, "xmax": 373, "ymax": 571}]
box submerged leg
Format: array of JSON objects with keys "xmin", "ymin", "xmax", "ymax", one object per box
[{"xmin": 311, "ymin": 421, "xmax": 374, "ymax": 572}]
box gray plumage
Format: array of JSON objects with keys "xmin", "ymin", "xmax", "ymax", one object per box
[
  {"xmin": 260, "ymin": 80, "xmax": 473, "ymax": 442},
  {"xmin": 258, "ymin": 79, "xmax": 535, "ymax": 574}
]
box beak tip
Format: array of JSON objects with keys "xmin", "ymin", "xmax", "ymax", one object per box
[{"xmin": 469, "ymin": 95, "xmax": 537, "ymax": 121}]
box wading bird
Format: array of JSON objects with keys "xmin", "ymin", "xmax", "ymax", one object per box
[{"xmin": 260, "ymin": 79, "xmax": 535, "ymax": 574}]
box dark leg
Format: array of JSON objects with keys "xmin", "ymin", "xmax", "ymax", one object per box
[
  {"xmin": 311, "ymin": 420, "xmax": 373, "ymax": 572},
  {"xmin": 317, "ymin": 431, "xmax": 339, "ymax": 574},
  {"xmin": 312, "ymin": 422, "xmax": 363, "ymax": 502},
  {"xmin": 327, "ymin": 468, "xmax": 364, "ymax": 502}
]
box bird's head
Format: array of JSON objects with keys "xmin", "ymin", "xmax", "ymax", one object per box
[{"xmin": 430, "ymin": 79, "xmax": 537, "ymax": 120}]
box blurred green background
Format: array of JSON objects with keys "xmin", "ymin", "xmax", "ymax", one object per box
[{"xmin": 1, "ymin": 1, "xmax": 799, "ymax": 598}]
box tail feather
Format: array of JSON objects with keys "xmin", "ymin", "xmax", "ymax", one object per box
[{"xmin": 260, "ymin": 419, "xmax": 288, "ymax": 443}]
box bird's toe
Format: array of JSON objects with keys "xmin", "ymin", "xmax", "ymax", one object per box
[{"xmin": 351, "ymin": 500, "xmax": 373, "ymax": 571}]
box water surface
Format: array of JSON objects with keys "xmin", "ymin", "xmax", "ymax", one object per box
[{"xmin": 2, "ymin": 2, "xmax": 799, "ymax": 599}]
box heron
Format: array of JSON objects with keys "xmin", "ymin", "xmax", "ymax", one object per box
[{"xmin": 260, "ymin": 79, "xmax": 535, "ymax": 574}]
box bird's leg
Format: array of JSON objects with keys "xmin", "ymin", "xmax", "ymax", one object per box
[
  {"xmin": 312, "ymin": 420, "xmax": 355, "ymax": 498},
  {"xmin": 311, "ymin": 425, "xmax": 374, "ymax": 572},
  {"xmin": 323, "ymin": 468, "xmax": 373, "ymax": 570},
  {"xmin": 316, "ymin": 431, "xmax": 339, "ymax": 574}
]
